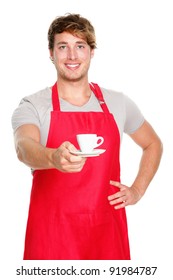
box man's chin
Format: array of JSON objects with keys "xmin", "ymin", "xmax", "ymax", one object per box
[{"xmin": 62, "ymin": 75, "xmax": 84, "ymax": 83}]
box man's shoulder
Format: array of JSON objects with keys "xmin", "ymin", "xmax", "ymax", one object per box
[
  {"xmin": 100, "ymin": 87, "xmax": 125, "ymax": 103},
  {"xmin": 23, "ymin": 87, "xmax": 52, "ymax": 104}
]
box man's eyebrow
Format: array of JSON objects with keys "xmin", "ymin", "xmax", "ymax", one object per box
[
  {"xmin": 56, "ymin": 41, "xmax": 68, "ymax": 45},
  {"xmin": 76, "ymin": 41, "xmax": 87, "ymax": 44},
  {"xmin": 56, "ymin": 41, "xmax": 87, "ymax": 45}
]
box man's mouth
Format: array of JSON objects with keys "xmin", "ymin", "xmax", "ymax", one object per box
[{"xmin": 65, "ymin": 63, "xmax": 80, "ymax": 70}]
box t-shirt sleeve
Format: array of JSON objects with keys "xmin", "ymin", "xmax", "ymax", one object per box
[
  {"xmin": 11, "ymin": 98, "xmax": 41, "ymax": 132},
  {"xmin": 123, "ymin": 95, "xmax": 145, "ymax": 134}
]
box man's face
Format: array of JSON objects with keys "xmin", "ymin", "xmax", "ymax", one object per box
[{"xmin": 50, "ymin": 32, "xmax": 94, "ymax": 82}]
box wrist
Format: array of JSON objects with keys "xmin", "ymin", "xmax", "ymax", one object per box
[
  {"xmin": 46, "ymin": 148, "xmax": 57, "ymax": 169},
  {"xmin": 131, "ymin": 185, "xmax": 144, "ymax": 200}
]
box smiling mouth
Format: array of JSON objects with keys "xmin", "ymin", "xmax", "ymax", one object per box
[{"xmin": 65, "ymin": 63, "xmax": 80, "ymax": 69}]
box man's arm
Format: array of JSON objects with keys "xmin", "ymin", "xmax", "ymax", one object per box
[
  {"xmin": 108, "ymin": 120, "xmax": 163, "ymax": 209},
  {"xmin": 14, "ymin": 124, "xmax": 86, "ymax": 172}
]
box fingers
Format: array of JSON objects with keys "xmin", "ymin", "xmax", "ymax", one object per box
[
  {"xmin": 61, "ymin": 160, "xmax": 86, "ymax": 173},
  {"xmin": 53, "ymin": 141, "xmax": 87, "ymax": 173},
  {"xmin": 108, "ymin": 180, "xmax": 129, "ymax": 209},
  {"xmin": 62, "ymin": 141, "xmax": 81, "ymax": 160},
  {"xmin": 61, "ymin": 142, "xmax": 85, "ymax": 164},
  {"xmin": 108, "ymin": 187, "xmax": 128, "ymax": 209},
  {"xmin": 62, "ymin": 141, "xmax": 76, "ymax": 152},
  {"xmin": 62, "ymin": 142, "xmax": 77, "ymax": 158},
  {"xmin": 108, "ymin": 181, "xmax": 142, "ymax": 209},
  {"xmin": 110, "ymin": 180, "xmax": 120, "ymax": 187}
]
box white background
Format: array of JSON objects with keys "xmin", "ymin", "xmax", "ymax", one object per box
[{"xmin": 0, "ymin": 0, "xmax": 172, "ymax": 279}]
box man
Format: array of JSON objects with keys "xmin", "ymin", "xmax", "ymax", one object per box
[{"xmin": 12, "ymin": 14, "xmax": 162, "ymax": 260}]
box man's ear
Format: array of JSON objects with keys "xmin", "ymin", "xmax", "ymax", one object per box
[
  {"xmin": 49, "ymin": 49, "xmax": 53, "ymax": 60},
  {"xmin": 91, "ymin": 49, "xmax": 95, "ymax": 58}
]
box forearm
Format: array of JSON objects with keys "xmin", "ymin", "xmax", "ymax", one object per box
[
  {"xmin": 15, "ymin": 136, "xmax": 55, "ymax": 170},
  {"xmin": 108, "ymin": 121, "xmax": 163, "ymax": 209},
  {"xmin": 15, "ymin": 134, "xmax": 86, "ymax": 173},
  {"xmin": 131, "ymin": 140, "xmax": 163, "ymax": 196}
]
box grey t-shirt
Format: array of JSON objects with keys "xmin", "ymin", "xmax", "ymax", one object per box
[{"xmin": 11, "ymin": 86, "xmax": 145, "ymax": 146}]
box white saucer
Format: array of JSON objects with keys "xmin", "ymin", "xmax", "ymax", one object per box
[{"xmin": 70, "ymin": 149, "xmax": 106, "ymax": 157}]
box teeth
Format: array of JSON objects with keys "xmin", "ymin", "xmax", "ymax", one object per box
[{"xmin": 66, "ymin": 64, "xmax": 79, "ymax": 67}]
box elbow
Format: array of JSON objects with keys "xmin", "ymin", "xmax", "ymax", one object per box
[
  {"xmin": 15, "ymin": 138, "xmax": 26, "ymax": 163},
  {"xmin": 144, "ymin": 135, "xmax": 163, "ymax": 163},
  {"xmin": 153, "ymin": 137, "xmax": 163, "ymax": 167},
  {"xmin": 15, "ymin": 145, "xmax": 24, "ymax": 163},
  {"xmin": 158, "ymin": 137, "xmax": 163, "ymax": 157}
]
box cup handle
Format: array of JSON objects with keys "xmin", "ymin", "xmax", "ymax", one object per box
[{"xmin": 95, "ymin": 136, "xmax": 104, "ymax": 148}]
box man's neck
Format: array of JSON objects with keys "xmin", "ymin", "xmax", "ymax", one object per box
[{"xmin": 57, "ymin": 79, "xmax": 92, "ymax": 106}]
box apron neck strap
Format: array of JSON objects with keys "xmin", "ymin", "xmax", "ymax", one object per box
[
  {"xmin": 52, "ymin": 83, "xmax": 60, "ymax": 111},
  {"xmin": 52, "ymin": 82, "xmax": 110, "ymax": 113},
  {"xmin": 89, "ymin": 83, "xmax": 110, "ymax": 114}
]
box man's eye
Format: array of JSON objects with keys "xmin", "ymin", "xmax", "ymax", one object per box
[
  {"xmin": 59, "ymin": 45, "xmax": 66, "ymax": 49},
  {"xmin": 77, "ymin": 45, "xmax": 85, "ymax": 49}
]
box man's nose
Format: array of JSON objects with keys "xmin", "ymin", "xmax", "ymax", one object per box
[{"xmin": 67, "ymin": 47, "xmax": 77, "ymax": 60}]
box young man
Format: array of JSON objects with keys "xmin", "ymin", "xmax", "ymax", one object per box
[{"xmin": 12, "ymin": 14, "xmax": 162, "ymax": 260}]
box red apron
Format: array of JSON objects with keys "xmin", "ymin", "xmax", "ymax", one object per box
[{"xmin": 23, "ymin": 83, "xmax": 130, "ymax": 260}]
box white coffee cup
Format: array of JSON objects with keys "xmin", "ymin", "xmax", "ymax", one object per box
[{"xmin": 77, "ymin": 134, "xmax": 104, "ymax": 153}]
